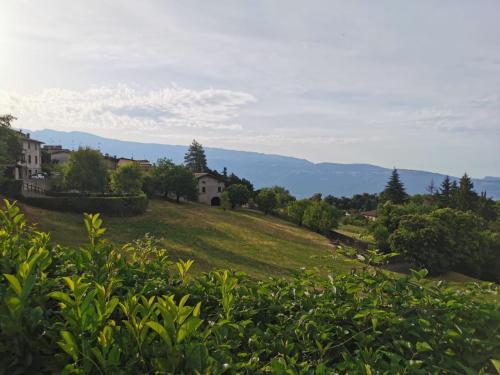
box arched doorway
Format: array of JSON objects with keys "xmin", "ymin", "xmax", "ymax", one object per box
[{"xmin": 211, "ymin": 197, "xmax": 221, "ymax": 206}]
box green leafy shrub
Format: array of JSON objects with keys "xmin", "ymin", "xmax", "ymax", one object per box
[
  {"xmin": 391, "ymin": 208, "xmax": 500, "ymax": 280},
  {"xmin": 0, "ymin": 200, "xmax": 499, "ymax": 374},
  {"xmin": 303, "ymin": 200, "xmax": 342, "ymax": 233},
  {"xmin": 111, "ymin": 162, "xmax": 144, "ymax": 194},
  {"xmin": 22, "ymin": 194, "xmax": 148, "ymax": 216}
]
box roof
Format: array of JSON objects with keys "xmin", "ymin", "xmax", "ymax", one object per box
[
  {"xmin": 360, "ymin": 210, "xmax": 377, "ymax": 217},
  {"xmin": 16, "ymin": 132, "xmax": 44, "ymax": 144},
  {"xmin": 194, "ymin": 172, "xmax": 225, "ymax": 182}
]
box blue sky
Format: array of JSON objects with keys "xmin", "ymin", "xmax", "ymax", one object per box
[{"xmin": 1, "ymin": 1, "xmax": 499, "ymax": 177}]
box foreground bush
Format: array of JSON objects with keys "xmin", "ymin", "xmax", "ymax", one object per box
[{"xmin": 0, "ymin": 200, "xmax": 499, "ymax": 374}]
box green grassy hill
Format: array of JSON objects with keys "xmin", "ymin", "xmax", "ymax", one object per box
[{"xmin": 19, "ymin": 199, "xmax": 358, "ymax": 279}]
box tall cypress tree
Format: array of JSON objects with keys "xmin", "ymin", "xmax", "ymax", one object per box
[
  {"xmin": 184, "ymin": 139, "xmax": 208, "ymax": 173},
  {"xmin": 382, "ymin": 168, "xmax": 408, "ymax": 204},
  {"xmin": 456, "ymin": 173, "xmax": 477, "ymax": 211}
]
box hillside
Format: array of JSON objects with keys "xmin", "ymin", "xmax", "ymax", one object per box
[
  {"xmin": 31, "ymin": 129, "xmax": 500, "ymax": 199},
  {"xmin": 19, "ymin": 199, "xmax": 358, "ymax": 279}
]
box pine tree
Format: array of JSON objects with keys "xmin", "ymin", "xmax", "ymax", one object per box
[
  {"xmin": 382, "ymin": 168, "xmax": 407, "ymax": 204},
  {"xmin": 438, "ymin": 176, "xmax": 452, "ymax": 207},
  {"xmin": 456, "ymin": 173, "xmax": 477, "ymax": 211},
  {"xmin": 184, "ymin": 140, "xmax": 208, "ymax": 173},
  {"xmin": 222, "ymin": 167, "xmax": 228, "ymax": 181}
]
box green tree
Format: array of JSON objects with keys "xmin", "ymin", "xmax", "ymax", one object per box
[
  {"xmin": 184, "ymin": 140, "xmax": 208, "ymax": 173},
  {"xmin": 456, "ymin": 173, "xmax": 477, "ymax": 211},
  {"xmin": 111, "ymin": 163, "xmax": 143, "ymax": 194},
  {"xmin": 255, "ymin": 188, "xmax": 278, "ymax": 214},
  {"xmin": 151, "ymin": 158, "xmax": 175, "ymax": 197},
  {"xmin": 220, "ymin": 191, "xmax": 231, "ymax": 211},
  {"xmin": 381, "ymin": 169, "xmax": 407, "ymax": 204},
  {"xmin": 0, "ymin": 115, "xmax": 22, "ymax": 182},
  {"xmin": 166, "ymin": 165, "xmax": 198, "ymax": 203},
  {"xmin": 438, "ymin": 176, "xmax": 452, "ymax": 207},
  {"xmin": 270, "ymin": 186, "xmax": 295, "ymax": 208},
  {"xmin": 302, "ymin": 200, "xmax": 341, "ymax": 233},
  {"xmin": 390, "ymin": 208, "xmax": 495, "ymax": 278},
  {"xmin": 476, "ymin": 192, "xmax": 497, "ymax": 221},
  {"xmin": 287, "ymin": 199, "xmax": 311, "ymax": 226},
  {"xmin": 226, "ymin": 184, "xmax": 250, "ymax": 209},
  {"xmin": 64, "ymin": 148, "xmax": 109, "ymax": 192}
]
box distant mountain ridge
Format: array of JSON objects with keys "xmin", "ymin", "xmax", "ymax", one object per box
[{"xmin": 31, "ymin": 129, "xmax": 500, "ymax": 199}]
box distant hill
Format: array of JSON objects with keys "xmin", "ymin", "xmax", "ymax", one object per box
[{"xmin": 31, "ymin": 129, "xmax": 500, "ymax": 199}]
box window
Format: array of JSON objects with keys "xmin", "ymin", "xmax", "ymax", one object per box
[
  {"xmin": 28, "ymin": 142, "xmax": 31, "ymax": 149},
  {"xmin": 202, "ymin": 187, "xmax": 206, "ymax": 193},
  {"xmin": 28, "ymin": 169, "xmax": 31, "ymax": 176},
  {"xmin": 35, "ymin": 156, "xmax": 38, "ymax": 164},
  {"xmin": 218, "ymin": 186, "xmax": 222, "ymax": 192},
  {"xmin": 28, "ymin": 155, "xmax": 31, "ymax": 164}
]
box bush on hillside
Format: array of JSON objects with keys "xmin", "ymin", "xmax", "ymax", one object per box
[
  {"xmin": 0, "ymin": 199, "xmax": 499, "ymax": 374},
  {"xmin": 255, "ymin": 188, "xmax": 278, "ymax": 214},
  {"xmin": 226, "ymin": 184, "xmax": 250, "ymax": 209},
  {"xmin": 303, "ymin": 200, "xmax": 342, "ymax": 233},
  {"xmin": 23, "ymin": 194, "xmax": 148, "ymax": 216},
  {"xmin": 111, "ymin": 162, "xmax": 144, "ymax": 194},
  {"xmin": 287, "ymin": 199, "xmax": 311, "ymax": 225},
  {"xmin": 390, "ymin": 208, "xmax": 500, "ymax": 280}
]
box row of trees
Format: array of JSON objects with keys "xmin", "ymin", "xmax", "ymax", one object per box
[{"xmin": 0, "ymin": 115, "xmax": 23, "ymax": 184}]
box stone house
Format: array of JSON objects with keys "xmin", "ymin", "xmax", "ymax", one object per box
[
  {"xmin": 15, "ymin": 131, "xmax": 43, "ymax": 179},
  {"xmin": 195, "ymin": 173, "xmax": 225, "ymax": 206},
  {"xmin": 117, "ymin": 158, "xmax": 153, "ymax": 172},
  {"xmin": 43, "ymin": 145, "xmax": 72, "ymax": 166}
]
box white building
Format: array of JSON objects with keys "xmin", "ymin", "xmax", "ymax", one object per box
[
  {"xmin": 15, "ymin": 131, "xmax": 43, "ymax": 179},
  {"xmin": 195, "ymin": 173, "xmax": 225, "ymax": 206}
]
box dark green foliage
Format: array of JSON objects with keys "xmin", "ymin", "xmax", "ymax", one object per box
[
  {"xmin": 167, "ymin": 165, "xmax": 198, "ymax": 203},
  {"xmin": 324, "ymin": 193, "xmax": 379, "ymax": 211},
  {"xmin": 302, "ymin": 200, "xmax": 342, "ymax": 233},
  {"xmin": 64, "ymin": 148, "xmax": 109, "ymax": 192},
  {"xmin": 438, "ymin": 175, "xmax": 453, "ymax": 207},
  {"xmin": 370, "ymin": 201, "xmax": 436, "ymax": 251},
  {"xmin": 1, "ymin": 200, "xmax": 499, "ymax": 373},
  {"xmin": 225, "ymin": 172, "xmax": 254, "ymax": 193},
  {"xmin": 342, "ymin": 213, "xmax": 369, "ymax": 226},
  {"xmin": 111, "ymin": 162, "xmax": 144, "ymax": 194},
  {"xmin": 255, "ymin": 188, "xmax": 278, "ymax": 214},
  {"xmin": 0, "ymin": 179, "xmax": 22, "ymax": 198},
  {"xmin": 456, "ymin": 173, "xmax": 477, "ymax": 211},
  {"xmin": 391, "ymin": 208, "xmax": 499, "ymax": 280},
  {"xmin": 269, "ymin": 186, "xmax": 295, "ymax": 208},
  {"xmin": 22, "ymin": 194, "xmax": 148, "ymax": 216},
  {"xmin": 226, "ymin": 184, "xmax": 250, "ymax": 209},
  {"xmin": 381, "ymin": 169, "xmax": 408, "ymax": 204},
  {"xmin": 184, "ymin": 139, "xmax": 208, "ymax": 173},
  {"xmin": 0, "ymin": 115, "xmax": 23, "ymax": 183},
  {"xmin": 287, "ymin": 199, "xmax": 311, "ymax": 225}
]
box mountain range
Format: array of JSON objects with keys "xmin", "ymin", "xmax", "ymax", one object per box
[{"xmin": 30, "ymin": 129, "xmax": 500, "ymax": 199}]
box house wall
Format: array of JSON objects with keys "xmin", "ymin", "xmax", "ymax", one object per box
[
  {"xmin": 197, "ymin": 176, "xmax": 225, "ymax": 205},
  {"xmin": 20, "ymin": 139, "xmax": 42, "ymax": 178}
]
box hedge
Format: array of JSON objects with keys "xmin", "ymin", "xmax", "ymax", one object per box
[
  {"xmin": 0, "ymin": 179, "xmax": 22, "ymax": 198},
  {"xmin": 22, "ymin": 194, "xmax": 148, "ymax": 216}
]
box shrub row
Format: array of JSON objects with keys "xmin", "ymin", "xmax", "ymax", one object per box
[
  {"xmin": 0, "ymin": 179, "xmax": 22, "ymax": 198},
  {"xmin": 22, "ymin": 194, "xmax": 148, "ymax": 216}
]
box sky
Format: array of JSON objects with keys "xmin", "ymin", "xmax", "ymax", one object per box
[{"xmin": 1, "ymin": 1, "xmax": 499, "ymax": 177}]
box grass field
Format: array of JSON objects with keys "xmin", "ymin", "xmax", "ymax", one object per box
[{"xmin": 18, "ymin": 199, "xmax": 358, "ymax": 279}]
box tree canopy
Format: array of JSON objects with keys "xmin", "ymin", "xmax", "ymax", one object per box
[
  {"xmin": 226, "ymin": 184, "xmax": 251, "ymax": 209},
  {"xmin": 111, "ymin": 163, "xmax": 144, "ymax": 194},
  {"xmin": 381, "ymin": 169, "xmax": 407, "ymax": 204},
  {"xmin": 184, "ymin": 140, "xmax": 208, "ymax": 173},
  {"xmin": 63, "ymin": 148, "xmax": 109, "ymax": 192}
]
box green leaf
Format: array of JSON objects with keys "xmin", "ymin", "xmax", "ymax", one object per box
[
  {"xmin": 491, "ymin": 359, "xmax": 500, "ymax": 375},
  {"xmin": 58, "ymin": 331, "xmax": 79, "ymax": 362},
  {"xmin": 416, "ymin": 341, "xmax": 432, "ymax": 352},
  {"xmin": 49, "ymin": 291, "xmax": 74, "ymax": 306},
  {"xmin": 3, "ymin": 274, "xmax": 22, "ymax": 297},
  {"xmin": 146, "ymin": 321, "xmax": 172, "ymax": 348}
]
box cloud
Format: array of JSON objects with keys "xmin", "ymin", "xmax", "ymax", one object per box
[{"xmin": 0, "ymin": 85, "xmax": 256, "ymax": 133}]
